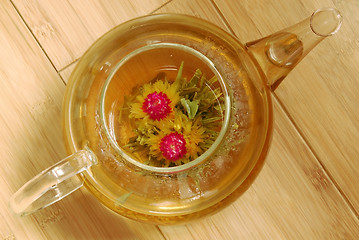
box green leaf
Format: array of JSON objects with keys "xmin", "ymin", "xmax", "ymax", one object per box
[
  {"xmin": 208, "ymin": 75, "xmax": 217, "ymax": 85},
  {"xmin": 180, "ymin": 86, "xmax": 200, "ymax": 96},
  {"xmin": 202, "ymin": 116, "xmax": 222, "ymax": 124},
  {"xmin": 189, "ymin": 69, "xmax": 202, "ymax": 87},
  {"xmin": 199, "ymin": 75, "xmax": 206, "ymax": 88},
  {"xmin": 175, "ymin": 61, "xmax": 184, "ymax": 86},
  {"xmin": 181, "ymin": 98, "xmax": 199, "ymax": 119}
]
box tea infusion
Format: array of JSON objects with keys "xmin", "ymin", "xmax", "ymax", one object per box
[{"xmin": 118, "ymin": 62, "xmax": 225, "ymax": 167}]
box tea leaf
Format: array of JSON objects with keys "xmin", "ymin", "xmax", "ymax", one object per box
[
  {"xmin": 189, "ymin": 69, "xmax": 202, "ymax": 87},
  {"xmin": 198, "ymin": 75, "xmax": 206, "ymax": 88},
  {"xmin": 202, "ymin": 116, "xmax": 222, "ymax": 124},
  {"xmin": 180, "ymin": 86, "xmax": 200, "ymax": 96},
  {"xmin": 175, "ymin": 61, "xmax": 184, "ymax": 85},
  {"xmin": 208, "ymin": 75, "xmax": 217, "ymax": 85},
  {"xmin": 181, "ymin": 98, "xmax": 199, "ymax": 119}
]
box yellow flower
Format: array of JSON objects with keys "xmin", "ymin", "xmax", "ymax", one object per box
[
  {"xmin": 129, "ymin": 79, "xmax": 180, "ymax": 122},
  {"xmin": 173, "ymin": 111, "xmax": 205, "ymax": 160},
  {"xmin": 144, "ymin": 110, "xmax": 206, "ymax": 167}
]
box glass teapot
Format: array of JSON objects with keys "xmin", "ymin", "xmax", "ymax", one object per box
[{"xmin": 10, "ymin": 8, "xmax": 342, "ymax": 224}]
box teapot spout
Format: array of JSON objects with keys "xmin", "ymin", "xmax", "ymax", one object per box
[{"xmin": 245, "ymin": 8, "xmax": 342, "ymax": 90}]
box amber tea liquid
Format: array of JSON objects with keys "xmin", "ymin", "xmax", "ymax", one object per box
[{"xmin": 101, "ymin": 44, "xmax": 227, "ymax": 169}]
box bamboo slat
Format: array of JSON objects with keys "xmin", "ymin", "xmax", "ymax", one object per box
[{"xmin": 11, "ymin": 0, "xmax": 169, "ymax": 70}]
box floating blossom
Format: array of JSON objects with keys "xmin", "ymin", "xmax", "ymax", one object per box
[
  {"xmin": 129, "ymin": 79, "xmax": 180, "ymax": 121},
  {"xmin": 142, "ymin": 91, "xmax": 172, "ymax": 120},
  {"xmin": 144, "ymin": 110, "xmax": 205, "ymax": 166},
  {"xmin": 122, "ymin": 62, "xmax": 224, "ymax": 167},
  {"xmin": 159, "ymin": 132, "xmax": 187, "ymax": 161}
]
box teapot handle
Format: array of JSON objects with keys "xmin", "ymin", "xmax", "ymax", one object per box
[{"xmin": 9, "ymin": 149, "xmax": 97, "ymax": 216}]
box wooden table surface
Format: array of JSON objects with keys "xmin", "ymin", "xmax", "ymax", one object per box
[{"xmin": 1, "ymin": 0, "xmax": 359, "ymax": 239}]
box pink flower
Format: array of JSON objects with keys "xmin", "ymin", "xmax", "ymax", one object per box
[
  {"xmin": 142, "ymin": 91, "xmax": 172, "ymax": 121},
  {"xmin": 159, "ymin": 132, "xmax": 187, "ymax": 161}
]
